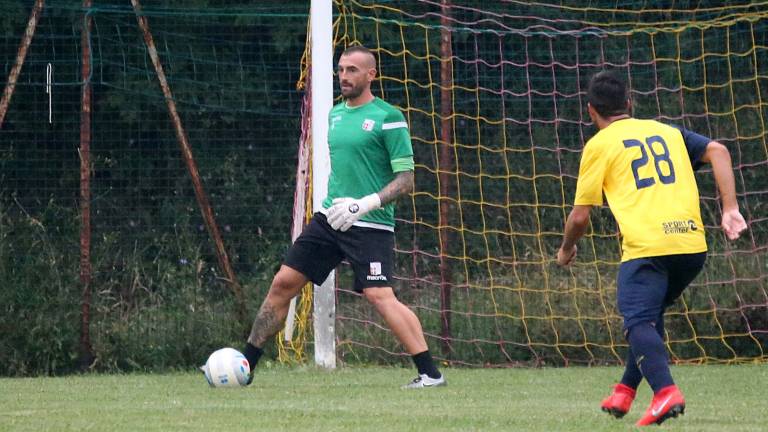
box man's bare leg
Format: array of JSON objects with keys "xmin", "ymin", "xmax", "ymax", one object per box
[
  {"xmin": 363, "ymin": 287, "xmax": 427, "ymax": 353},
  {"xmin": 244, "ymin": 265, "xmax": 308, "ymax": 368},
  {"xmin": 363, "ymin": 287, "xmax": 444, "ymax": 387}
]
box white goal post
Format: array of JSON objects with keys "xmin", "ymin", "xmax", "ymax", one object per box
[{"xmin": 282, "ymin": 0, "xmax": 336, "ymax": 369}]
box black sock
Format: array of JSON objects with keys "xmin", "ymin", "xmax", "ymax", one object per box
[
  {"xmin": 244, "ymin": 342, "xmax": 263, "ymax": 369},
  {"xmin": 412, "ymin": 350, "xmax": 441, "ymax": 379}
]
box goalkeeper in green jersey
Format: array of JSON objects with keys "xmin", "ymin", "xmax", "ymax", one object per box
[{"xmin": 242, "ymin": 45, "xmax": 445, "ymax": 388}]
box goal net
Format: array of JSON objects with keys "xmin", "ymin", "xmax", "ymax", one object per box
[{"xmin": 296, "ymin": 0, "xmax": 768, "ymax": 367}]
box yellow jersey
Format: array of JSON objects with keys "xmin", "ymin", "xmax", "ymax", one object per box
[{"xmin": 574, "ymin": 118, "xmax": 709, "ymax": 261}]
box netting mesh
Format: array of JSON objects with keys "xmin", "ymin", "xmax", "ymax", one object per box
[
  {"xmin": 319, "ymin": 0, "xmax": 768, "ymax": 366},
  {"xmin": 1, "ymin": 1, "xmax": 309, "ymax": 373},
  {"xmin": 1, "ymin": 0, "xmax": 767, "ymax": 374}
]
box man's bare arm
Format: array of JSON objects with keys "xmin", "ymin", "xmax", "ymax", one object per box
[
  {"xmin": 557, "ymin": 205, "xmax": 592, "ymax": 266},
  {"xmin": 326, "ymin": 170, "xmax": 414, "ymax": 232},
  {"xmin": 377, "ymin": 170, "xmax": 414, "ymax": 205},
  {"xmin": 700, "ymin": 141, "xmax": 747, "ymax": 240}
]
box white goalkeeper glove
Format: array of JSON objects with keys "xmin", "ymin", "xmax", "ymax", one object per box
[{"xmin": 326, "ymin": 193, "xmax": 381, "ymax": 232}]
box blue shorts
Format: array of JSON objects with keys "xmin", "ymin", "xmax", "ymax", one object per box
[{"xmin": 617, "ymin": 252, "xmax": 706, "ymax": 334}]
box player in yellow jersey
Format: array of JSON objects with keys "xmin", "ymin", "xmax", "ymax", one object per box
[{"xmin": 556, "ymin": 71, "xmax": 747, "ymax": 426}]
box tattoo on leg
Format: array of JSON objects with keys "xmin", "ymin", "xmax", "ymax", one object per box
[{"xmin": 247, "ymin": 301, "xmax": 282, "ymax": 347}]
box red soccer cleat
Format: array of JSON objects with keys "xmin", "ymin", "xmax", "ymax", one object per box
[
  {"xmin": 636, "ymin": 384, "xmax": 686, "ymax": 426},
  {"xmin": 600, "ymin": 383, "xmax": 636, "ymax": 418}
]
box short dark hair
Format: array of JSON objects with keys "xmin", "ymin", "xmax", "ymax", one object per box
[
  {"xmin": 341, "ymin": 45, "xmax": 377, "ymax": 65},
  {"xmin": 342, "ymin": 44, "xmax": 371, "ymax": 56},
  {"xmin": 587, "ymin": 70, "xmax": 629, "ymax": 117}
]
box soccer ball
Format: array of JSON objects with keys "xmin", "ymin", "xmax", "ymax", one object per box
[{"xmin": 201, "ymin": 347, "xmax": 250, "ymax": 388}]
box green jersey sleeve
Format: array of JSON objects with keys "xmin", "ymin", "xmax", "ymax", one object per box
[{"xmin": 382, "ymin": 109, "xmax": 414, "ymax": 172}]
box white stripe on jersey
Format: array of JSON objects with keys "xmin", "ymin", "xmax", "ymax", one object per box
[
  {"xmin": 382, "ymin": 121, "xmax": 408, "ymax": 130},
  {"xmin": 317, "ymin": 208, "xmax": 395, "ymax": 232},
  {"xmin": 352, "ymin": 220, "xmax": 395, "ymax": 232}
]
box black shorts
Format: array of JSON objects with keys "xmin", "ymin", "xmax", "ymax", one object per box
[
  {"xmin": 284, "ymin": 213, "xmax": 395, "ymax": 292},
  {"xmin": 617, "ymin": 252, "xmax": 706, "ymax": 333}
]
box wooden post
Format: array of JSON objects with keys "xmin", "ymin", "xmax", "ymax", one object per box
[
  {"xmin": 130, "ymin": 0, "xmax": 247, "ymax": 324},
  {"xmin": 438, "ymin": 0, "xmax": 454, "ymax": 358},
  {"xmin": 79, "ymin": 0, "xmax": 95, "ymax": 370},
  {"xmin": 0, "ymin": 0, "xmax": 45, "ymax": 128}
]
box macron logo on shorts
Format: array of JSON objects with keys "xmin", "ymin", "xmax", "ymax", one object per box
[{"xmin": 367, "ymin": 262, "xmax": 387, "ymax": 281}]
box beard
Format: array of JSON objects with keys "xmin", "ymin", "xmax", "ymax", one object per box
[{"xmin": 340, "ymin": 82, "xmax": 364, "ymax": 99}]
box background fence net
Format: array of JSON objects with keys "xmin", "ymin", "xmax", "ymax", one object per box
[
  {"xmin": 1, "ymin": 0, "xmax": 308, "ymax": 374},
  {"xmin": 1, "ymin": 0, "xmax": 766, "ymax": 375}
]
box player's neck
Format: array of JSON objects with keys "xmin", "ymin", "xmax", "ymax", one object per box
[
  {"xmin": 598, "ymin": 113, "xmax": 631, "ymax": 129},
  {"xmin": 345, "ymin": 92, "xmax": 375, "ymax": 108}
]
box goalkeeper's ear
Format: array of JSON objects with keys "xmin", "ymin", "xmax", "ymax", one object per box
[
  {"xmin": 366, "ymin": 66, "xmax": 376, "ymax": 84},
  {"xmin": 363, "ymin": 50, "xmax": 377, "ymax": 81},
  {"xmin": 587, "ymin": 102, "xmax": 599, "ymax": 123}
]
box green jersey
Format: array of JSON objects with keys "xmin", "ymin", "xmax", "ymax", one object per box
[{"xmin": 322, "ymin": 97, "xmax": 414, "ymax": 230}]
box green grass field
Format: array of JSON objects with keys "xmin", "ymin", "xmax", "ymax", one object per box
[{"xmin": 1, "ymin": 364, "xmax": 765, "ymax": 431}]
